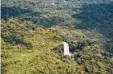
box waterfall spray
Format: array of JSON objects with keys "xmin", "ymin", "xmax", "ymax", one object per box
[{"xmin": 63, "ymin": 42, "xmax": 71, "ymax": 55}]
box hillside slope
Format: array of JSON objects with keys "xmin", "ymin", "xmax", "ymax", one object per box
[
  {"xmin": 1, "ymin": 0, "xmax": 113, "ymax": 74},
  {"xmin": 2, "ymin": 0, "xmax": 113, "ymax": 54},
  {"xmin": 1, "ymin": 18, "xmax": 113, "ymax": 74}
]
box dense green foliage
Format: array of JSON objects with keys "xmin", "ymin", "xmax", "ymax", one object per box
[
  {"xmin": 1, "ymin": 0, "xmax": 113, "ymax": 74},
  {"xmin": 2, "ymin": 1, "xmax": 113, "ymax": 54},
  {"xmin": 1, "ymin": 18, "xmax": 113, "ymax": 74},
  {"xmin": 73, "ymin": 3, "xmax": 113, "ymax": 54}
]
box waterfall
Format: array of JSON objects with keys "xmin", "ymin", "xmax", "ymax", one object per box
[{"xmin": 63, "ymin": 42, "xmax": 71, "ymax": 55}]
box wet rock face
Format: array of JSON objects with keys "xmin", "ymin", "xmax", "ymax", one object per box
[
  {"xmin": 69, "ymin": 44, "xmax": 77, "ymax": 53},
  {"xmin": 53, "ymin": 43, "xmax": 76, "ymax": 54},
  {"xmin": 53, "ymin": 44, "xmax": 64, "ymax": 53},
  {"xmin": 69, "ymin": 41, "xmax": 87, "ymax": 53},
  {"xmin": 53, "ymin": 43, "xmax": 77, "ymax": 54},
  {"xmin": 53, "ymin": 41, "xmax": 86, "ymax": 54}
]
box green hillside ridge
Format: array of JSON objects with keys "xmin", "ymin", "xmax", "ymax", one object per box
[
  {"xmin": 1, "ymin": 18, "xmax": 113, "ymax": 74},
  {"xmin": 1, "ymin": 0, "xmax": 113, "ymax": 74},
  {"xmin": 2, "ymin": 1, "xmax": 113, "ymax": 54}
]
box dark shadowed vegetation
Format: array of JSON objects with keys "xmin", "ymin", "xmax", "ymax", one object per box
[{"xmin": 72, "ymin": 2, "xmax": 113, "ymax": 54}]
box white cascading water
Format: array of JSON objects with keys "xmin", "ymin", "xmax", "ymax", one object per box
[{"xmin": 63, "ymin": 42, "xmax": 71, "ymax": 55}]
